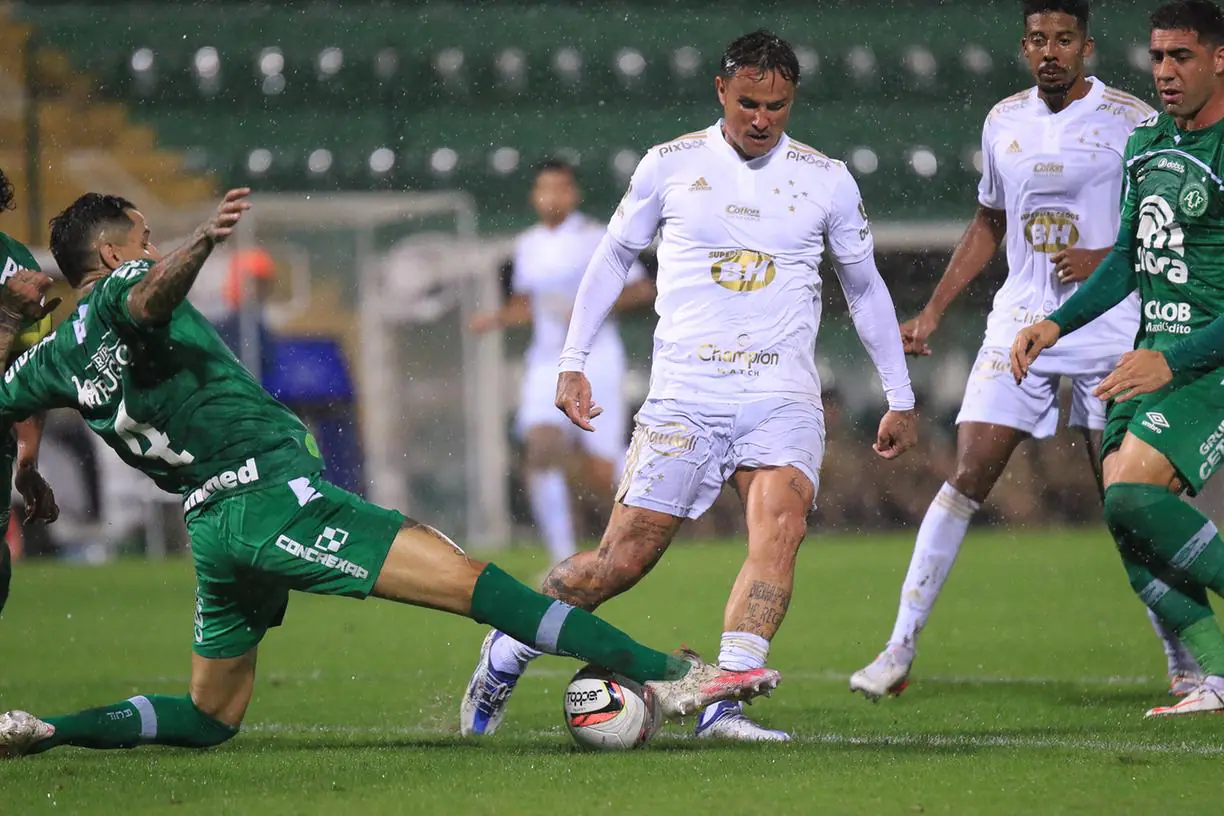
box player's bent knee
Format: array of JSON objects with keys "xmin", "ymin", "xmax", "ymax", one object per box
[
  {"xmin": 776, "ymin": 509, "xmax": 808, "ymax": 547},
  {"xmin": 1102, "ymin": 483, "xmax": 1167, "ymax": 534},
  {"xmin": 164, "ymin": 694, "xmax": 242, "ymax": 748},
  {"xmin": 948, "ymin": 466, "xmax": 995, "ymax": 504},
  {"xmin": 1121, "ymin": 559, "xmax": 1154, "ymax": 596}
]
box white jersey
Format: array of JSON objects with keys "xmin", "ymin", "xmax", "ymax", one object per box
[
  {"xmin": 513, "ymin": 212, "xmax": 641, "ymax": 369},
  {"xmin": 979, "ymin": 78, "xmax": 1151, "ymax": 353},
  {"xmin": 609, "ymin": 122, "xmax": 882, "ymax": 405}
]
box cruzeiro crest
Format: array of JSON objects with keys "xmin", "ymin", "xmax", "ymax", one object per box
[{"xmin": 1179, "ymin": 179, "xmax": 1209, "ymax": 218}]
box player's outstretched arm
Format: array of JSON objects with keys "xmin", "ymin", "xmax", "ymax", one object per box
[
  {"xmin": 903, "ymin": 206, "xmax": 1006, "ymax": 355},
  {"xmin": 127, "ymin": 188, "xmax": 251, "ymax": 325},
  {"xmin": 469, "ymin": 294, "xmax": 532, "ymax": 334}
]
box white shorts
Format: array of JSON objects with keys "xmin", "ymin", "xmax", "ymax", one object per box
[
  {"xmin": 616, "ymin": 397, "xmax": 825, "ymax": 520},
  {"xmin": 516, "ymin": 360, "xmax": 628, "ymax": 463},
  {"xmin": 955, "ymin": 345, "xmax": 1118, "ymax": 439}
]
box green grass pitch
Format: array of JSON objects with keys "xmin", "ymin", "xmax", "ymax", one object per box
[{"xmin": 1, "ymin": 529, "xmax": 1220, "ymax": 814}]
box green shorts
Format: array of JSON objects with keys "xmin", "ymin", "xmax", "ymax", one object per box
[
  {"xmin": 187, "ymin": 474, "xmax": 405, "ymax": 659},
  {"xmin": 1102, "ymin": 366, "xmax": 1224, "ymax": 496}
]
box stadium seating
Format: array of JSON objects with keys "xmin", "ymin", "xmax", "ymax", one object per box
[{"xmin": 14, "ymin": 1, "xmax": 1158, "ymax": 230}]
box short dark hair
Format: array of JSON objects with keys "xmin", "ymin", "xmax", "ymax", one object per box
[
  {"xmin": 1022, "ymin": 0, "xmax": 1091, "ymax": 33},
  {"xmin": 1151, "ymin": 0, "xmax": 1224, "ymax": 47},
  {"xmin": 720, "ymin": 29, "xmax": 800, "ymax": 86},
  {"xmin": 49, "ymin": 192, "xmax": 137, "ymax": 287},
  {"xmin": 534, "ymin": 158, "xmax": 576, "ymax": 181},
  {"xmin": 0, "ymin": 167, "xmax": 14, "ymax": 213}
]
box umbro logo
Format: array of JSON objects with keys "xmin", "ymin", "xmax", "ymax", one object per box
[
  {"xmin": 1006, "ymin": 140, "xmax": 1022, "ymax": 154},
  {"xmin": 689, "ymin": 176, "xmax": 712, "ymax": 192},
  {"xmin": 1142, "ymin": 411, "xmax": 1170, "ymax": 433}
]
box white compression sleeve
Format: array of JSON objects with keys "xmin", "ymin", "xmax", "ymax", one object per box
[
  {"xmin": 557, "ymin": 232, "xmax": 638, "ymax": 373},
  {"xmin": 833, "ymin": 256, "xmax": 916, "ymax": 411}
]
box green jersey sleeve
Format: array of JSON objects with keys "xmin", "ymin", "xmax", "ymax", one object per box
[
  {"xmin": 0, "ymin": 330, "xmax": 73, "ymax": 425},
  {"xmin": 90, "ymin": 259, "xmax": 165, "ymax": 339}
]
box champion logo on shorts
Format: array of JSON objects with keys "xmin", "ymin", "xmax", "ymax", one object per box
[
  {"xmin": 315, "ymin": 526, "xmax": 350, "ymax": 553},
  {"xmin": 1142, "ymin": 411, "xmax": 1170, "ymax": 433}
]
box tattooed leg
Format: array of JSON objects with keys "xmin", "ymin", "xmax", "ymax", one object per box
[
  {"xmin": 541, "ymin": 503, "xmax": 684, "ymax": 611},
  {"xmin": 724, "ymin": 466, "xmax": 813, "ymax": 639}
]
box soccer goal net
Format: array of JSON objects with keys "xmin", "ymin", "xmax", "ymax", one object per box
[{"xmin": 230, "ymin": 192, "xmax": 512, "ymax": 548}]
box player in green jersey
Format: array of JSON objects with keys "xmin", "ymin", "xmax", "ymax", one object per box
[
  {"xmin": 1013, "ymin": 0, "xmax": 1224, "ymax": 717},
  {"xmin": 0, "ymin": 166, "xmax": 63, "ymax": 618},
  {"xmin": 0, "ymin": 188, "xmax": 779, "ymax": 757}
]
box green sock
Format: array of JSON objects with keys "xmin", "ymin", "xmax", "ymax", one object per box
[
  {"xmin": 1104, "ymin": 484, "xmax": 1224, "ymax": 593},
  {"xmin": 0, "ymin": 540, "xmax": 10, "ymax": 616},
  {"xmin": 469, "ymin": 564, "xmax": 689, "ymax": 683},
  {"xmin": 1179, "ymin": 618, "xmax": 1224, "ymax": 678},
  {"xmin": 1117, "ymin": 544, "xmax": 1224, "ymax": 674},
  {"xmin": 28, "ymin": 694, "xmax": 237, "ymax": 755}
]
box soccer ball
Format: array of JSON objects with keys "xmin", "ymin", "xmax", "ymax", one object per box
[{"xmin": 563, "ymin": 665, "xmax": 661, "ymax": 750}]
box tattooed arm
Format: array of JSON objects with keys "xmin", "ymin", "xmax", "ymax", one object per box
[
  {"xmin": 0, "ymin": 267, "xmax": 57, "ymax": 370},
  {"xmin": 126, "ymin": 188, "xmax": 252, "ymax": 325}
]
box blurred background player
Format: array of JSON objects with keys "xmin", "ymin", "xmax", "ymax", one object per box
[
  {"xmin": 0, "ymin": 166, "xmax": 61, "ymax": 617},
  {"xmin": 213, "ymin": 246, "xmax": 276, "ymax": 373},
  {"xmin": 469, "ymin": 160, "xmax": 654, "ymax": 565},
  {"xmin": 1013, "ymin": 0, "xmax": 1224, "ymax": 718},
  {"xmin": 850, "ymin": 0, "xmax": 1199, "ymax": 701},
  {"xmin": 461, "ymin": 30, "xmax": 916, "ymax": 742}
]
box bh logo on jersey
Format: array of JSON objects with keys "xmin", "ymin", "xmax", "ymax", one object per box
[
  {"xmin": 1135, "ymin": 196, "xmax": 1189, "ymax": 284},
  {"xmin": 1024, "ymin": 211, "xmax": 1079, "ymax": 253},
  {"xmin": 708, "ymin": 249, "xmax": 777, "ymax": 292}
]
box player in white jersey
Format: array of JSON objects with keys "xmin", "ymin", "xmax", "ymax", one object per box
[
  {"xmin": 851, "ymin": 0, "xmax": 1200, "ymax": 702},
  {"xmin": 470, "ymin": 161, "xmax": 653, "ymax": 566},
  {"xmin": 461, "ymin": 30, "xmax": 917, "ymax": 742}
]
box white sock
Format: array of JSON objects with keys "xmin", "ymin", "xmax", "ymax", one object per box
[
  {"xmin": 488, "ymin": 632, "xmax": 543, "ymax": 676},
  {"xmin": 1147, "ymin": 608, "xmax": 1201, "ymax": 675},
  {"xmin": 699, "ymin": 631, "xmax": 770, "ymax": 725},
  {"xmin": 526, "ymin": 469, "xmax": 576, "ymax": 564},
  {"xmin": 887, "ymin": 482, "xmax": 981, "ymax": 656}
]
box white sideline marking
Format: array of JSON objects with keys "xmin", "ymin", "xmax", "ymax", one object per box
[{"xmin": 242, "ymin": 722, "xmax": 1224, "ymax": 756}]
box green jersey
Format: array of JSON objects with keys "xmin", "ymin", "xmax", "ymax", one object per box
[
  {"xmin": 1122, "ymin": 112, "xmax": 1224, "ymax": 353},
  {"xmin": 0, "ymin": 258, "xmax": 322, "ymax": 515},
  {"xmin": 0, "ymin": 231, "xmax": 54, "ymax": 357},
  {"xmin": 0, "ymin": 231, "xmax": 53, "ymax": 524}
]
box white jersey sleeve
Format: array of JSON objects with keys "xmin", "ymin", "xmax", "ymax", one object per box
[
  {"xmin": 824, "ymin": 171, "xmax": 914, "ymax": 411},
  {"xmin": 977, "ymin": 117, "xmax": 1005, "ymax": 210},
  {"xmin": 607, "ymin": 150, "xmax": 663, "ymax": 251},
  {"xmin": 832, "ymin": 256, "xmax": 915, "ymax": 411},
  {"xmin": 824, "ymin": 170, "xmax": 875, "ymax": 265},
  {"xmin": 558, "ymin": 233, "xmax": 638, "ymax": 372}
]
